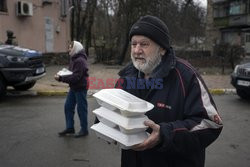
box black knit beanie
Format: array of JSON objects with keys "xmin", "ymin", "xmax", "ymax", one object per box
[{"xmin": 129, "ymin": 15, "xmax": 170, "ymax": 50}]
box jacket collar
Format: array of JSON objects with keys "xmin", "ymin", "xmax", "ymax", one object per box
[
  {"xmin": 71, "ymin": 50, "xmax": 87, "ymax": 60},
  {"xmin": 118, "ymin": 47, "xmax": 176, "ymax": 79}
]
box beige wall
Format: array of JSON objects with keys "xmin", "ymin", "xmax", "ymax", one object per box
[{"xmin": 0, "ymin": 0, "xmax": 70, "ymax": 53}]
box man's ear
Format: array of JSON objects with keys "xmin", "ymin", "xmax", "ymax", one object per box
[{"xmin": 160, "ymin": 48, "xmax": 166, "ymax": 56}]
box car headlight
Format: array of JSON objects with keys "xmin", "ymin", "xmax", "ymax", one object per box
[
  {"xmin": 233, "ymin": 65, "xmax": 240, "ymax": 74},
  {"xmin": 6, "ymin": 56, "xmax": 28, "ymax": 62}
]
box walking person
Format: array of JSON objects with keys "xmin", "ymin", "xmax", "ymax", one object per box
[
  {"xmin": 114, "ymin": 15, "xmax": 223, "ymax": 167},
  {"xmin": 55, "ymin": 41, "xmax": 89, "ymax": 138}
]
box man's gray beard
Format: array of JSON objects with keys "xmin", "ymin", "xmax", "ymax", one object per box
[{"xmin": 131, "ymin": 51, "xmax": 162, "ymax": 75}]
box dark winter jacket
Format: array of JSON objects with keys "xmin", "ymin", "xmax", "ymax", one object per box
[
  {"xmin": 118, "ymin": 48, "xmax": 223, "ymax": 167},
  {"xmin": 60, "ymin": 50, "xmax": 89, "ymax": 91}
]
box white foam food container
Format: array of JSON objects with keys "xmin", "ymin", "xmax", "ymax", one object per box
[
  {"xmin": 93, "ymin": 89, "xmax": 154, "ymax": 116},
  {"xmin": 91, "ymin": 122, "xmax": 149, "ymax": 150},
  {"xmin": 57, "ymin": 68, "xmax": 73, "ymax": 76},
  {"xmin": 93, "ymin": 107, "xmax": 149, "ymax": 134}
]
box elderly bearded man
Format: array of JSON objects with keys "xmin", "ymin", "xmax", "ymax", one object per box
[{"xmin": 115, "ymin": 15, "xmax": 223, "ymax": 167}]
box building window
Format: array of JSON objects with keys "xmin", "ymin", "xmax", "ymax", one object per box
[
  {"xmin": 0, "ymin": 0, "xmax": 8, "ymax": 12},
  {"xmin": 213, "ymin": 5, "xmax": 228, "ymax": 18},
  {"xmin": 246, "ymin": 34, "xmax": 250, "ymax": 43},
  {"xmin": 229, "ymin": 1, "xmax": 246, "ymax": 15}
]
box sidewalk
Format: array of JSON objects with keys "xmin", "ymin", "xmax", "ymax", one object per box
[
  {"xmin": 31, "ymin": 63, "xmax": 122, "ymax": 96},
  {"xmin": 30, "ymin": 63, "xmax": 235, "ymax": 96}
]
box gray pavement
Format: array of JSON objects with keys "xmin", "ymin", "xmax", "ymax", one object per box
[
  {"xmin": 1, "ymin": 95, "xmax": 250, "ymax": 167},
  {"xmin": 7, "ymin": 64, "xmax": 235, "ymax": 96}
]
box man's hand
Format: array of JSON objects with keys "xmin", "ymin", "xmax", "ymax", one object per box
[
  {"xmin": 54, "ymin": 74, "xmax": 60, "ymax": 81},
  {"xmin": 132, "ymin": 120, "xmax": 161, "ymax": 151}
]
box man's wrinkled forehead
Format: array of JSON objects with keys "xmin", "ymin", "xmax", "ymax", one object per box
[{"xmin": 131, "ymin": 35, "xmax": 151, "ymax": 42}]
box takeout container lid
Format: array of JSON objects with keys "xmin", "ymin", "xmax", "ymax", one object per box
[
  {"xmin": 91, "ymin": 122, "xmax": 148, "ymax": 149},
  {"xmin": 93, "ymin": 107, "xmax": 148, "ymax": 133},
  {"xmin": 57, "ymin": 68, "xmax": 73, "ymax": 76},
  {"xmin": 93, "ymin": 89, "xmax": 154, "ymax": 113}
]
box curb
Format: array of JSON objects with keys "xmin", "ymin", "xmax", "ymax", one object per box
[
  {"xmin": 35, "ymin": 89, "xmax": 236, "ymax": 96},
  {"xmin": 209, "ymin": 89, "xmax": 236, "ymax": 95},
  {"xmin": 36, "ymin": 89, "xmax": 100, "ymax": 96},
  {"xmin": 6, "ymin": 89, "xmax": 99, "ymax": 97},
  {"xmin": 37, "ymin": 90, "xmax": 68, "ymax": 96}
]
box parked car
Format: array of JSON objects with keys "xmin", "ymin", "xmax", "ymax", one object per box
[
  {"xmin": 0, "ymin": 44, "xmax": 46, "ymax": 98},
  {"xmin": 231, "ymin": 60, "xmax": 250, "ymax": 99}
]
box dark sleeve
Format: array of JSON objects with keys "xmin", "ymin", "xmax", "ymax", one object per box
[
  {"xmin": 60, "ymin": 60, "xmax": 85, "ymax": 84},
  {"xmin": 157, "ymin": 75, "xmax": 223, "ymax": 155}
]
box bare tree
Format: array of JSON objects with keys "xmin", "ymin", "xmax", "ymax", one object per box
[
  {"xmin": 72, "ymin": 0, "xmax": 207, "ymax": 64},
  {"xmin": 85, "ymin": 0, "xmax": 97, "ymax": 55},
  {"xmin": 70, "ymin": 0, "xmax": 97, "ymax": 55}
]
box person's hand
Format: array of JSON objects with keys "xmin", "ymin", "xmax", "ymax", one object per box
[
  {"xmin": 54, "ymin": 74, "xmax": 60, "ymax": 81},
  {"xmin": 132, "ymin": 120, "xmax": 161, "ymax": 151}
]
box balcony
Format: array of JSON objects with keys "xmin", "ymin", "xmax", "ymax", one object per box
[
  {"xmin": 214, "ymin": 14, "xmax": 250, "ymax": 28},
  {"xmin": 214, "ymin": 17, "xmax": 229, "ymax": 27},
  {"xmin": 212, "ymin": 0, "xmax": 227, "ymax": 4},
  {"xmin": 229, "ymin": 15, "xmax": 250, "ymax": 26}
]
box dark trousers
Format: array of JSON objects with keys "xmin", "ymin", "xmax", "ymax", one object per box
[{"xmin": 64, "ymin": 89, "xmax": 88, "ymax": 132}]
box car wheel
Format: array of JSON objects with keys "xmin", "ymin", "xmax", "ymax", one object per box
[
  {"xmin": 0, "ymin": 75, "xmax": 7, "ymax": 99},
  {"xmin": 13, "ymin": 81, "xmax": 36, "ymax": 91},
  {"xmin": 236, "ymin": 89, "xmax": 250, "ymax": 100}
]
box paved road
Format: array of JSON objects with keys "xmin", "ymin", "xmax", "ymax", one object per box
[
  {"xmin": 0, "ymin": 95, "xmax": 249, "ymax": 167},
  {"xmin": 0, "ymin": 96, "xmax": 120, "ymax": 167}
]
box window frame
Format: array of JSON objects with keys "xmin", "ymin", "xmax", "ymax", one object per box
[
  {"xmin": 0, "ymin": 0, "xmax": 8, "ymax": 13},
  {"xmin": 229, "ymin": 0, "xmax": 246, "ymax": 16}
]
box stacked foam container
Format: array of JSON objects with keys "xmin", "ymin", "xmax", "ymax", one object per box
[
  {"xmin": 91, "ymin": 89, "xmax": 154, "ymax": 149},
  {"xmin": 57, "ymin": 68, "xmax": 73, "ymax": 76}
]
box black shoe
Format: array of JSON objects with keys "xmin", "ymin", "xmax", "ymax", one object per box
[
  {"xmin": 74, "ymin": 130, "xmax": 88, "ymax": 138},
  {"xmin": 58, "ymin": 129, "xmax": 75, "ymax": 137}
]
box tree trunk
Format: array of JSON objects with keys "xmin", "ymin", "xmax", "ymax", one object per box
[
  {"xmin": 70, "ymin": 0, "xmax": 75, "ymax": 41},
  {"xmin": 85, "ymin": 0, "xmax": 97, "ymax": 55},
  {"xmin": 118, "ymin": 33, "xmax": 129, "ymax": 65},
  {"xmin": 76, "ymin": 0, "xmax": 81, "ymax": 41}
]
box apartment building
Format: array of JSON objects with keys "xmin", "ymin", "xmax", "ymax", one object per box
[
  {"xmin": 0, "ymin": 0, "xmax": 70, "ymax": 53},
  {"xmin": 206, "ymin": 0, "xmax": 250, "ymax": 55}
]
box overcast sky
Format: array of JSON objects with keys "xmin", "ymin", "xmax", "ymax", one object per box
[{"xmin": 194, "ymin": 0, "xmax": 207, "ymax": 7}]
